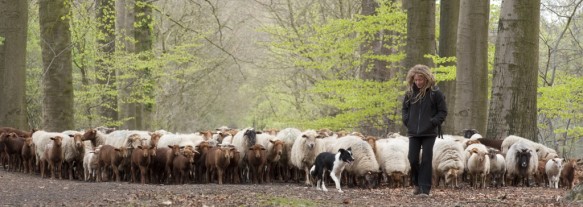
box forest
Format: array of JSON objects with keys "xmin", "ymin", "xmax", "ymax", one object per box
[{"xmin": 0, "ymin": 0, "xmax": 582, "ymax": 158}]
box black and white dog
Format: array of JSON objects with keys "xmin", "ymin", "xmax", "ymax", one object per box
[{"xmin": 310, "ymin": 147, "xmax": 354, "ymax": 193}]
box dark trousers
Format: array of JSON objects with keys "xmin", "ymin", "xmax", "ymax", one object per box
[{"xmin": 408, "ymin": 136, "xmax": 436, "ymax": 192}]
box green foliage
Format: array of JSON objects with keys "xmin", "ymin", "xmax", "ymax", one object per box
[
  {"xmin": 0, "ymin": 36, "xmax": 4, "ymax": 45},
  {"xmin": 538, "ymin": 72, "xmax": 583, "ymax": 143},
  {"xmin": 424, "ymin": 54, "xmax": 456, "ymax": 82},
  {"xmin": 255, "ymin": 1, "xmax": 407, "ymax": 131}
]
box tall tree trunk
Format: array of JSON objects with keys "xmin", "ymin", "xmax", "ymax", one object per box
[
  {"xmin": 39, "ymin": 0, "xmax": 74, "ymax": 131},
  {"xmin": 116, "ymin": 0, "xmax": 139, "ymax": 130},
  {"xmin": 437, "ymin": 0, "xmax": 459, "ymax": 135},
  {"xmin": 359, "ymin": 0, "xmax": 389, "ymax": 81},
  {"xmin": 455, "ymin": 0, "xmax": 489, "ymax": 136},
  {"xmin": 486, "ymin": 0, "xmax": 539, "ymax": 141},
  {"xmin": 404, "ymin": 0, "xmax": 436, "ymax": 68},
  {"xmin": 96, "ymin": 0, "xmax": 118, "ymax": 127},
  {"xmin": 0, "ymin": 0, "xmax": 28, "ymax": 129},
  {"xmin": 134, "ymin": 0, "xmax": 153, "ymax": 130}
]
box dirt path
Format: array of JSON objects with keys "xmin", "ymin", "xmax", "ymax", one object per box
[{"xmin": 0, "ymin": 170, "xmax": 578, "ymax": 206}]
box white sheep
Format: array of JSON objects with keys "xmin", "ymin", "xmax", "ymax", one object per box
[
  {"xmin": 501, "ymin": 135, "xmax": 552, "ymax": 161},
  {"xmin": 290, "ymin": 129, "xmax": 321, "ymax": 185},
  {"xmin": 432, "ymin": 138, "xmax": 465, "ymax": 188},
  {"xmin": 465, "ymin": 143, "xmax": 490, "ymax": 188},
  {"xmin": 327, "ymin": 135, "xmax": 381, "ymax": 188},
  {"xmin": 157, "ymin": 133, "xmax": 205, "ymax": 150},
  {"xmin": 32, "ymin": 131, "xmax": 71, "ymax": 166},
  {"xmin": 545, "ymin": 158, "xmax": 564, "ymax": 189},
  {"xmin": 488, "ymin": 149, "xmax": 506, "ymax": 187},
  {"xmin": 376, "ymin": 138, "xmax": 410, "ymax": 188},
  {"xmin": 505, "ymin": 141, "xmax": 538, "ymax": 187},
  {"xmin": 83, "ymin": 146, "xmax": 100, "ymax": 181}
]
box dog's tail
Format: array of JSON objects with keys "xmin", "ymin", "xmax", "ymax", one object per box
[{"xmin": 309, "ymin": 165, "xmax": 316, "ymax": 178}]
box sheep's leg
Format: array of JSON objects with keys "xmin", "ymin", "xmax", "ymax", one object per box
[
  {"xmin": 304, "ymin": 166, "xmax": 311, "ymax": 186},
  {"xmin": 140, "ymin": 166, "xmax": 147, "ymax": 184},
  {"xmin": 218, "ymin": 168, "xmax": 224, "ymax": 185}
]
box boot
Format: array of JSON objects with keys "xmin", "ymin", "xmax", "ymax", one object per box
[{"xmin": 417, "ymin": 185, "xmax": 431, "ymax": 197}]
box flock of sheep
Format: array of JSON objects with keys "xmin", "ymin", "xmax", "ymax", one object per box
[{"xmin": 0, "ymin": 126, "xmax": 581, "ymax": 191}]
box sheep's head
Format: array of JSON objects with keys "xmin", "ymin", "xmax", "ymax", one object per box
[
  {"xmin": 301, "ymin": 130, "xmax": 318, "ymax": 149},
  {"xmin": 517, "ymin": 148, "xmax": 532, "ymax": 169},
  {"xmin": 248, "ymin": 144, "xmax": 266, "ymax": 158},
  {"xmin": 115, "ymin": 146, "xmax": 131, "ymax": 158},
  {"xmin": 72, "ymin": 133, "xmax": 84, "ymax": 149},
  {"xmin": 244, "ymin": 128, "xmax": 258, "ymax": 148},
  {"xmin": 82, "ymin": 129, "xmax": 97, "ymax": 141},
  {"xmin": 269, "ymin": 140, "xmax": 284, "ymax": 161},
  {"xmin": 50, "ymin": 136, "xmax": 63, "ymax": 147},
  {"xmin": 445, "ymin": 168, "xmax": 460, "ymax": 184}
]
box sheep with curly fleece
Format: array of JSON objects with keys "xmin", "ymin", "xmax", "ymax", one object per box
[
  {"xmin": 466, "ymin": 144, "xmax": 490, "ymax": 188},
  {"xmin": 506, "ymin": 141, "xmax": 538, "ymax": 187},
  {"xmin": 290, "ymin": 129, "xmax": 321, "ymax": 185},
  {"xmin": 327, "ymin": 135, "xmax": 380, "ymax": 188},
  {"xmin": 501, "ymin": 135, "xmax": 554, "ymax": 161},
  {"xmin": 276, "ymin": 128, "xmax": 302, "ymax": 182},
  {"xmin": 432, "ymin": 138, "xmax": 464, "ymax": 188},
  {"xmin": 376, "ymin": 138, "xmax": 410, "ymax": 188}
]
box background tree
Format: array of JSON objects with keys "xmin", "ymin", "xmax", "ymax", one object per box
[
  {"xmin": 455, "ymin": 0, "xmax": 489, "ymax": 135},
  {"xmin": 437, "ymin": 0, "xmax": 459, "ymax": 135},
  {"xmin": 95, "ymin": 0, "xmax": 118, "ymax": 127},
  {"xmin": 404, "ymin": 0, "xmax": 435, "ymax": 68},
  {"xmin": 0, "ymin": 0, "xmax": 28, "ymax": 129},
  {"xmin": 39, "ymin": 0, "xmax": 74, "ymax": 131},
  {"xmin": 487, "ymin": 0, "xmax": 540, "ymax": 140}
]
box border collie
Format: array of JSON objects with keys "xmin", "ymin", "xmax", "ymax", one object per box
[{"xmin": 310, "ymin": 147, "xmax": 354, "ymax": 193}]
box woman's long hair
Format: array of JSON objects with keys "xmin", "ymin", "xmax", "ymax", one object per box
[{"xmin": 406, "ymin": 64, "xmax": 436, "ymax": 104}]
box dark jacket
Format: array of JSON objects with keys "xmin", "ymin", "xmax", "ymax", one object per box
[{"xmin": 402, "ymin": 86, "xmax": 447, "ymax": 137}]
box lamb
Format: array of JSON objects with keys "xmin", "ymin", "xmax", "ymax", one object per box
[
  {"xmin": 149, "ymin": 145, "xmax": 181, "ymax": 184},
  {"xmin": 466, "ymin": 144, "xmax": 490, "ymax": 188},
  {"xmin": 82, "ymin": 147, "xmax": 100, "ymax": 182},
  {"xmin": 431, "ymin": 138, "xmax": 464, "ymax": 188},
  {"xmin": 96, "ymin": 145, "xmax": 131, "ymax": 182},
  {"xmin": 488, "ymin": 149, "xmax": 506, "ymax": 187},
  {"xmin": 505, "ymin": 141, "xmax": 538, "ymax": 187},
  {"xmin": 290, "ymin": 129, "xmax": 322, "ymax": 185},
  {"xmin": 172, "ymin": 147, "xmax": 198, "ymax": 184},
  {"xmin": 0, "ymin": 132, "xmax": 24, "ymax": 172},
  {"xmin": 205, "ymin": 145, "xmax": 237, "ymax": 184},
  {"xmin": 130, "ymin": 145, "xmax": 157, "ymax": 184},
  {"xmin": 376, "ymin": 138, "xmax": 410, "ymax": 188},
  {"xmin": 41, "ymin": 136, "xmax": 64, "ymax": 179},
  {"xmin": 561, "ymin": 158, "xmax": 580, "ymax": 189},
  {"xmin": 247, "ymin": 144, "xmax": 268, "ymax": 184},
  {"xmin": 21, "ymin": 137, "xmax": 35, "ymax": 174},
  {"xmin": 327, "ymin": 135, "xmax": 381, "ymax": 188},
  {"xmin": 61, "ymin": 132, "xmax": 85, "ymax": 180},
  {"xmin": 276, "ymin": 128, "xmax": 302, "ymax": 182},
  {"xmin": 545, "ymin": 158, "xmax": 564, "ymax": 189}
]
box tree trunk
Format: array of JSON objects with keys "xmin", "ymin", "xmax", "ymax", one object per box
[
  {"xmin": 437, "ymin": 0, "xmax": 459, "ymax": 135},
  {"xmin": 134, "ymin": 0, "xmax": 153, "ymax": 130},
  {"xmin": 486, "ymin": 0, "xmax": 539, "ymax": 141},
  {"xmin": 455, "ymin": 0, "xmax": 489, "ymax": 136},
  {"xmin": 404, "ymin": 0, "xmax": 436, "ymax": 68},
  {"xmin": 116, "ymin": 0, "xmax": 139, "ymax": 130},
  {"xmin": 39, "ymin": 0, "xmax": 74, "ymax": 131},
  {"xmin": 359, "ymin": 0, "xmax": 390, "ymax": 81},
  {"xmin": 96, "ymin": 0, "xmax": 118, "ymax": 127},
  {"xmin": 0, "ymin": 0, "xmax": 28, "ymax": 129}
]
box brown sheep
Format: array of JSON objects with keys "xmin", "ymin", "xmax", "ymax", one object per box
[
  {"xmin": 247, "ymin": 144, "xmax": 267, "ymax": 184},
  {"xmin": 265, "ymin": 140, "xmax": 285, "ymax": 182},
  {"xmin": 195, "ymin": 141, "xmax": 212, "ymax": 183},
  {"xmin": 130, "ymin": 145, "xmax": 157, "ymax": 184},
  {"xmin": 42, "ymin": 136, "xmax": 63, "ymax": 179},
  {"xmin": 226, "ymin": 148, "xmax": 241, "ymax": 184},
  {"xmin": 149, "ymin": 145, "xmax": 181, "ymax": 184},
  {"xmin": 96, "ymin": 145, "xmax": 131, "ymax": 182},
  {"xmin": 0, "ymin": 132, "xmax": 25, "ymax": 172},
  {"xmin": 561, "ymin": 158, "xmax": 581, "ymax": 189},
  {"xmin": 173, "ymin": 148, "xmax": 198, "ymax": 184},
  {"xmin": 21, "ymin": 137, "xmax": 35, "ymax": 174},
  {"xmin": 205, "ymin": 146, "xmax": 237, "ymax": 184}
]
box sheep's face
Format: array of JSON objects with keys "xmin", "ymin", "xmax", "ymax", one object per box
[
  {"xmin": 50, "ymin": 136, "xmax": 63, "ymax": 147},
  {"xmin": 248, "ymin": 144, "xmax": 266, "ymax": 159},
  {"xmin": 517, "ymin": 149, "xmax": 532, "ymax": 169},
  {"xmin": 73, "ymin": 134, "xmax": 84, "ymax": 149},
  {"xmin": 553, "ymin": 158, "xmax": 564, "ymax": 170},
  {"xmin": 244, "ymin": 128, "xmax": 258, "ymax": 147},
  {"xmin": 270, "ymin": 140, "xmax": 284, "ymax": 161},
  {"xmin": 24, "ymin": 138, "xmax": 34, "ymax": 147},
  {"xmin": 302, "ymin": 133, "xmax": 317, "ymax": 149},
  {"xmin": 183, "ymin": 149, "xmax": 196, "ymax": 164},
  {"xmin": 445, "ymin": 168, "xmax": 459, "ymax": 184}
]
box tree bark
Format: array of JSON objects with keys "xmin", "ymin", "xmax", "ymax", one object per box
[
  {"xmin": 116, "ymin": 0, "xmax": 139, "ymax": 130},
  {"xmin": 359, "ymin": 0, "xmax": 390, "ymax": 81},
  {"xmin": 39, "ymin": 0, "xmax": 74, "ymax": 131},
  {"xmin": 96, "ymin": 0, "xmax": 118, "ymax": 127},
  {"xmin": 0, "ymin": 0, "xmax": 28, "ymax": 129},
  {"xmin": 486, "ymin": 0, "xmax": 540, "ymax": 141},
  {"xmin": 455, "ymin": 0, "xmax": 489, "ymax": 136},
  {"xmin": 437, "ymin": 0, "xmax": 459, "ymax": 135},
  {"xmin": 404, "ymin": 0, "xmax": 436, "ymax": 68}
]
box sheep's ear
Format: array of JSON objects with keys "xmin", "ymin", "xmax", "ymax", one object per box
[
  {"xmin": 114, "ymin": 148, "xmax": 121, "ymax": 152},
  {"xmin": 168, "ymin": 145, "xmax": 173, "ymax": 148},
  {"xmin": 68, "ymin": 134, "xmax": 75, "ymax": 137},
  {"xmin": 471, "ymin": 148, "xmax": 478, "ymax": 153},
  {"xmin": 302, "ymin": 134, "xmax": 308, "ymax": 138},
  {"xmin": 50, "ymin": 137, "xmax": 56, "ymax": 140},
  {"xmin": 138, "ymin": 146, "xmax": 144, "ymax": 149},
  {"xmin": 261, "ymin": 147, "xmax": 266, "ymax": 150},
  {"xmin": 269, "ymin": 140, "xmax": 275, "ymax": 144},
  {"xmin": 179, "ymin": 146, "xmax": 185, "ymax": 149},
  {"xmin": 249, "ymin": 147, "xmax": 254, "ymax": 150}
]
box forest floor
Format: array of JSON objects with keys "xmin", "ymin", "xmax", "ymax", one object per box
[{"xmin": 0, "ymin": 170, "xmax": 580, "ymax": 207}]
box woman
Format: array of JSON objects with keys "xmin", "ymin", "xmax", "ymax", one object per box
[{"xmin": 402, "ymin": 64, "xmax": 447, "ymax": 197}]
